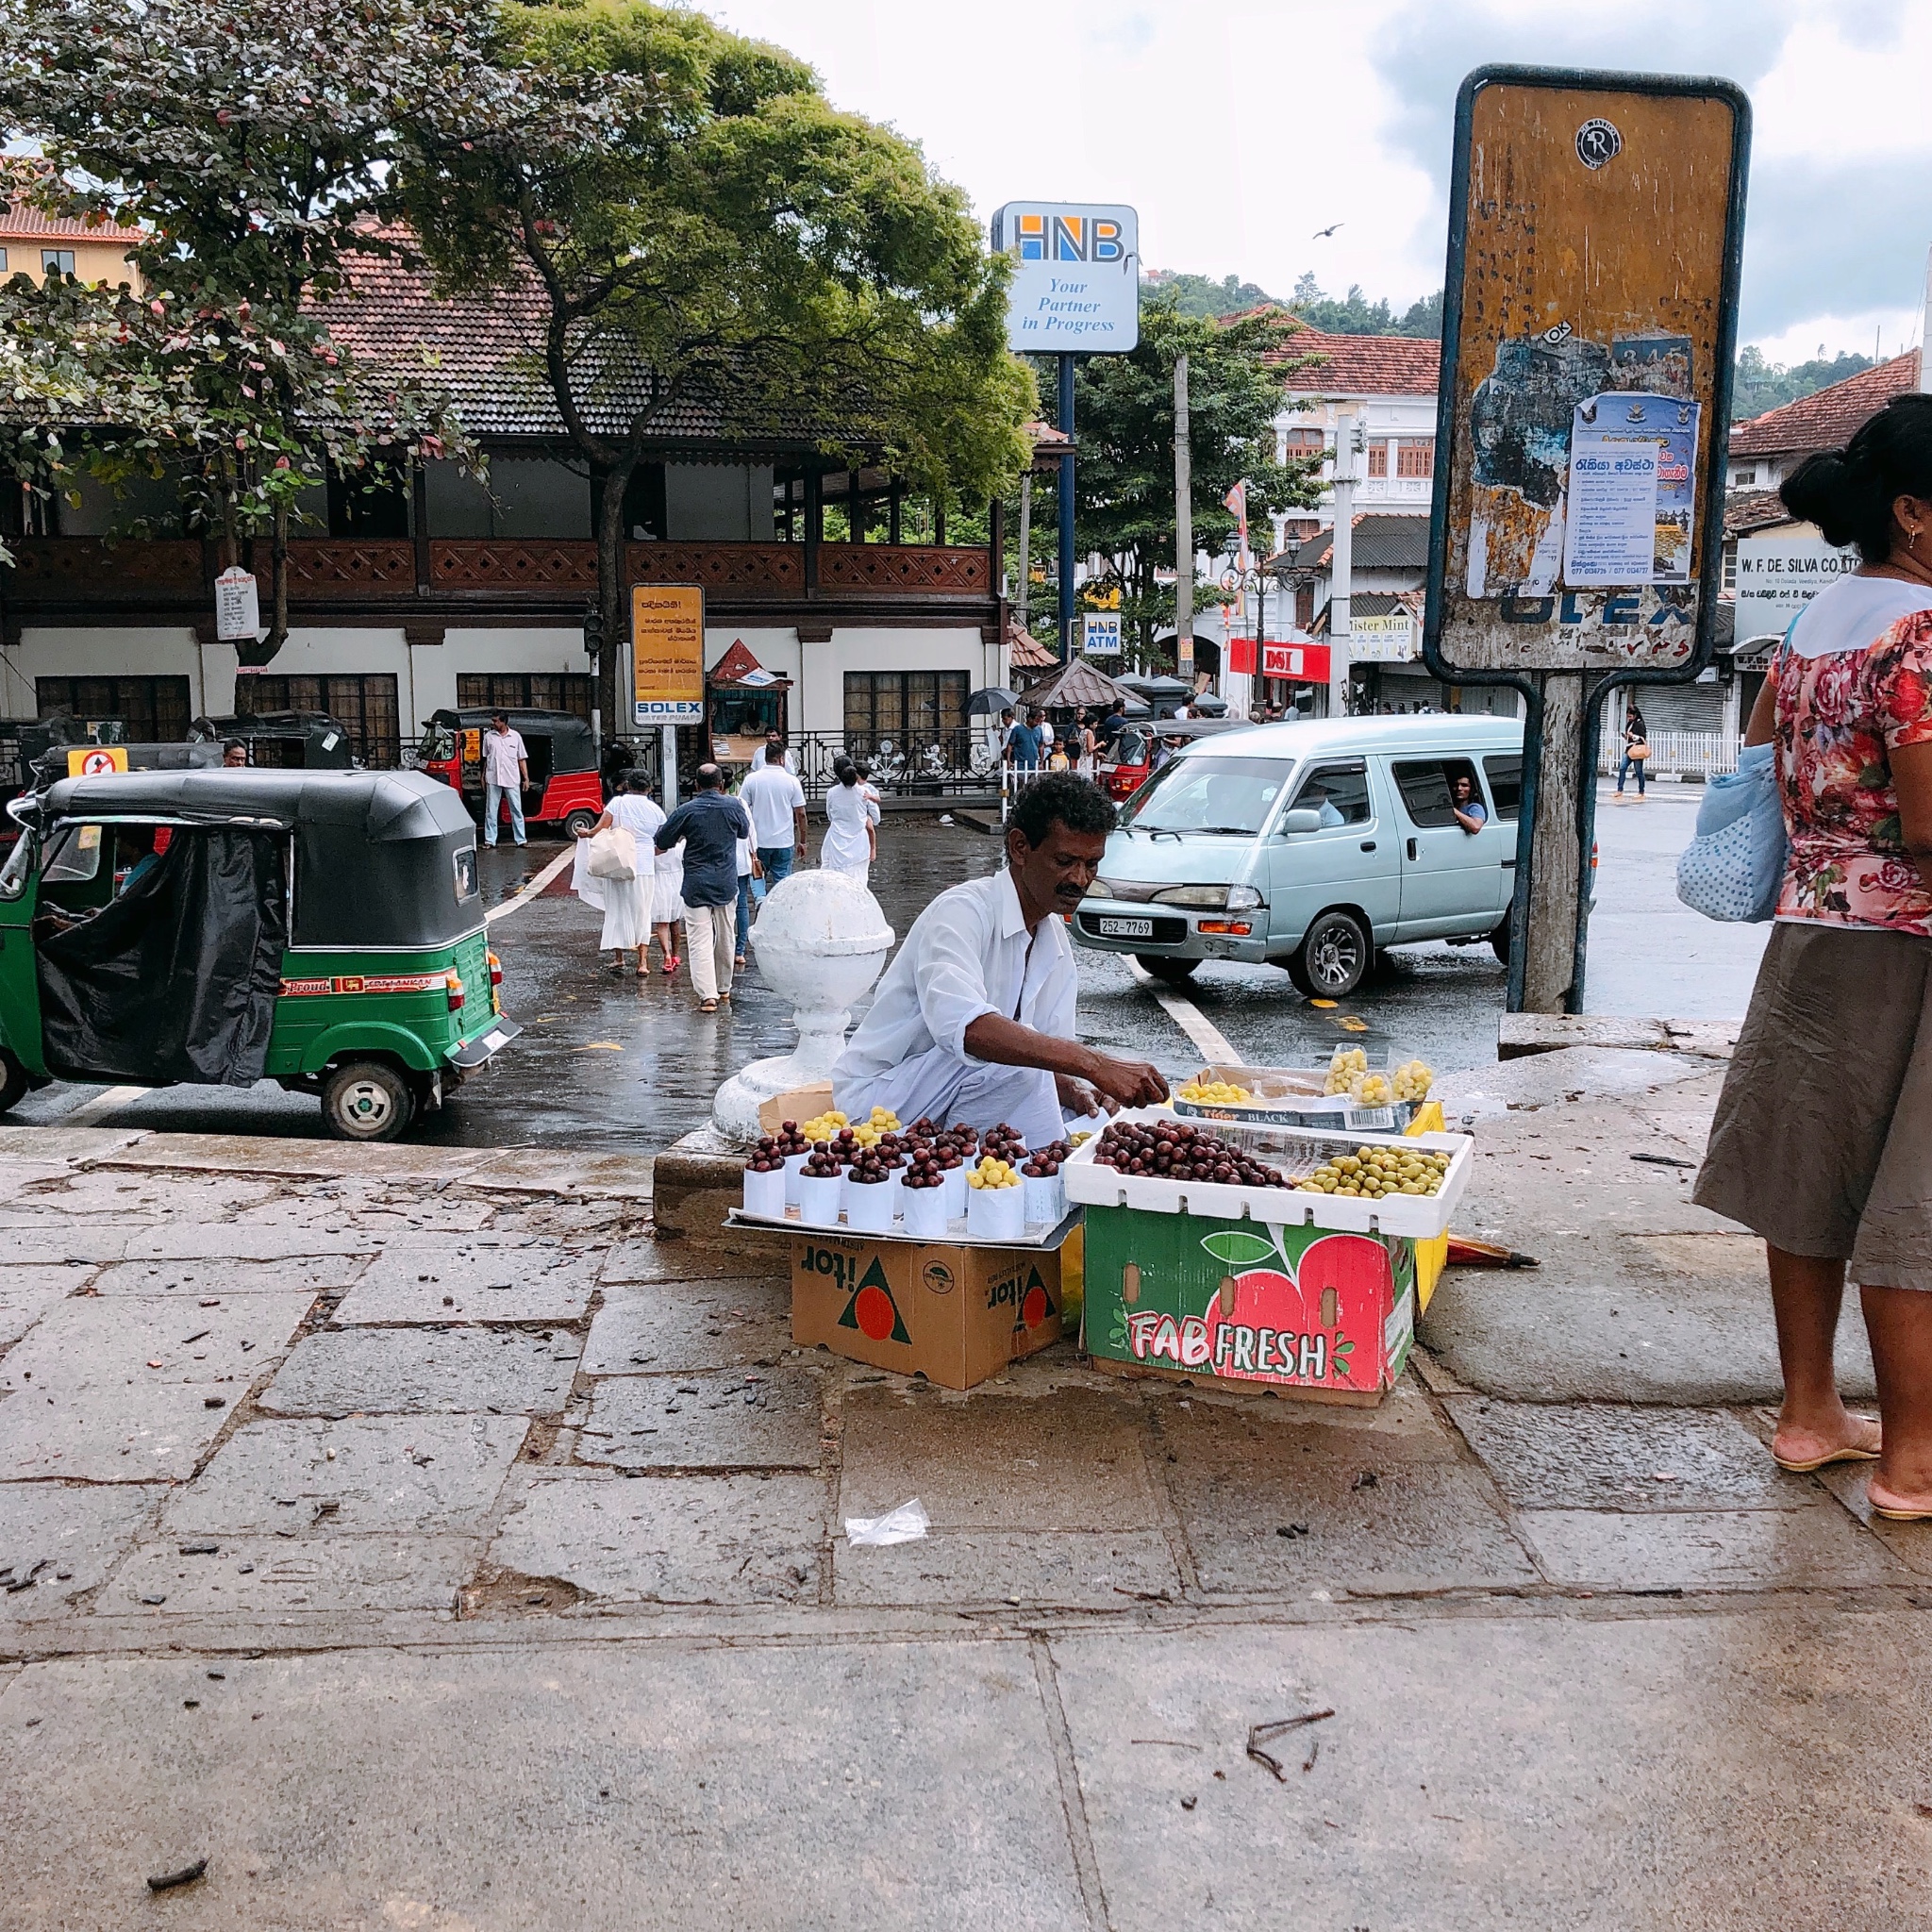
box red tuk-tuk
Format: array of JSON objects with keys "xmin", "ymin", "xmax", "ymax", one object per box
[
  {"xmin": 1097, "ymin": 716, "xmax": 1242, "ymax": 800},
  {"xmin": 419, "ymin": 708, "xmax": 604, "ymax": 841}
]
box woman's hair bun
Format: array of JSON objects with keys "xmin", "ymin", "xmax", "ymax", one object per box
[
  {"xmin": 1780, "ymin": 450, "xmax": 1870, "ymax": 549},
  {"xmin": 1778, "ymin": 393, "xmax": 1932, "ymax": 562}
]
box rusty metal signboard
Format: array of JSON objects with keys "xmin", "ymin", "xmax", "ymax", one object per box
[{"xmin": 1424, "ymin": 69, "xmax": 1750, "ymax": 675}]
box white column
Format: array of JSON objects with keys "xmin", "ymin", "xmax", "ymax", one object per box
[{"xmin": 1328, "ymin": 408, "xmax": 1362, "ymax": 719}]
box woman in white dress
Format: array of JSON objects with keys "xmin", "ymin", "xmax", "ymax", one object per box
[
  {"xmin": 822, "ymin": 758, "xmax": 877, "ymax": 889},
  {"xmin": 574, "ymin": 774, "xmax": 664, "ymax": 976},
  {"xmin": 650, "ymin": 799, "xmax": 686, "ymax": 977}
]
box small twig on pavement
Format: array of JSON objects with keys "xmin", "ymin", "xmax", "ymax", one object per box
[
  {"xmin": 1629, "ymin": 1152, "xmax": 1697, "ymax": 1169},
  {"xmin": 147, "ymin": 1858, "xmax": 208, "ymax": 1892},
  {"xmin": 1247, "ymin": 1710, "xmax": 1335, "ymax": 1781}
]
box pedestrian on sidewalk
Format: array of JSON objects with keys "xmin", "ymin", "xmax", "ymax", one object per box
[
  {"xmin": 1074, "ymin": 708, "xmax": 1098, "ymax": 777},
  {"xmin": 576, "ymin": 773, "xmax": 663, "ymax": 976},
  {"xmin": 1616, "ymin": 706, "xmax": 1649, "ymax": 798},
  {"xmin": 741, "ymin": 742, "xmax": 808, "ymax": 885},
  {"xmin": 650, "ymin": 790, "xmax": 685, "ymax": 978},
  {"xmin": 1695, "ymin": 395, "xmax": 1932, "ymax": 1518},
  {"xmin": 654, "ymin": 763, "xmax": 753, "ymax": 1013},
  {"xmin": 749, "ymin": 726, "xmax": 786, "ymax": 771},
  {"xmin": 481, "ymin": 711, "xmax": 529, "ymax": 847},
  {"xmin": 1006, "ymin": 708, "xmax": 1044, "ymax": 773},
  {"xmin": 734, "ymin": 830, "xmax": 761, "ymax": 969},
  {"xmin": 822, "ymin": 757, "xmax": 878, "ymax": 888}
]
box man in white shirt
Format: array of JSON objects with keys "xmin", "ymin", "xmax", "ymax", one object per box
[
  {"xmin": 748, "ymin": 727, "xmax": 786, "ymax": 771},
  {"xmin": 740, "ymin": 745, "xmax": 808, "ymax": 883},
  {"xmin": 481, "ymin": 711, "xmax": 529, "ymax": 848},
  {"xmin": 833, "ymin": 773, "xmax": 1168, "ymax": 1145}
]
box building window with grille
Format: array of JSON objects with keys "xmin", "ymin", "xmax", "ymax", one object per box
[
  {"xmin": 1365, "ymin": 443, "xmax": 1388, "ymax": 478},
  {"xmin": 239, "ymin": 673, "xmax": 400, "ymax": 765},
  {"xmin": 36, "ymin": 675, "xmax": 192, "ymax": 741},
  {"xmin": 1396, "ymin": 441, "xmax": 1434, "ymax": 478},
  {"xmin": 843, "ymin": 671, "xmax": 969, "ymax": 758},
  {"xmin": 457, "ymin": 673, "xmax": 596, "ymax": 721},
  {"xmin": 41, "ymin": 249, "xmax": 75, "ymax": 276},
  {"xmin": 1723, "ymin": 540, "xmax": 1737, "ymax": 591}
]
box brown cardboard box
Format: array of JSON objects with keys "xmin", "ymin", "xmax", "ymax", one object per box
[
  {"xmin": 791, "ymin": 1226, "xmax": 1076, "ymax": 1390},
  {"xmin": 757, "ymin": 1084, "xmax": 834, "ymax": 1135}
]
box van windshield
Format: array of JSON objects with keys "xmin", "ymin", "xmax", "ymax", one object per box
[{"xmin": 1118, "ymin": 756, "xmax": 1296, "ymax": 836}]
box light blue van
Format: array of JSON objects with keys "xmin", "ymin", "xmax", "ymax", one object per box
[{"xmin": 1073, "ymin": 714, "xmax": 1524, "ymax": 997}]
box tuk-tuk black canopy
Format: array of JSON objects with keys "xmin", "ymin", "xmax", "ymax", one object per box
[
  {"xmin": 191, "ymin": 711, "xmax": 356, "ymax": 770},
  {"xmin": 431, "ymin": 708, "xmax": 597, "ymax": 778},
  {"xmin": 40, "ymin": 770, "xmax": 482, "ymax": 950}
]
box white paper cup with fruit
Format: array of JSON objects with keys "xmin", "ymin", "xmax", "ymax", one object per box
[
  {"xmin": 902, "ymin": 1175, "xmax": 951, "ymax": 1241},
  {"xmin": 844, "ymin": 1172, "xmax": 896, "ymax": 1235},
  {"xmin": 741, "ymin": 1160, "xmax": 788, "ymax": 1220},
  {"xmin": 795, "ymin": 1155, "xmax": 845, "ymax": 1228},
  {"xmin": 966, "ymin": 1158, "xmax": 1026, "ymax": 1241}
]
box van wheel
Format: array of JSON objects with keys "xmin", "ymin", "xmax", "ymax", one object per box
[
  {"xmin": 1136, "ymin": 955, "xmax": 1199, "ymax": 985},
  {"xmin": 0, "ymin": 1051, "xmax": 26, "ymax": 1117},
  {"xmin": 1289, "ymin": 909, "xmax": 1370, "ymax": 999},
  {"xmin": 321, "ymin": 1060, "xmax": 415, "ymax": 1142},
  {"xmin": 563, "ymin": 808, "xmax": 600, "ymax": 841},
  {"xmin": 1489, "ymin": 916, "xmax": 1512, "ymax": 965}
]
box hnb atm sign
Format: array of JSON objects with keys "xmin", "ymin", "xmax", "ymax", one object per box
[{"xmin": 991, "ymin": 201, "xmax": 1139, "ymax": 354}]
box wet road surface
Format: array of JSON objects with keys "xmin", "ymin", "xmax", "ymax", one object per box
[{"xmin": 9, "ymin": 780, "xmax": 1760, "ymax": 1153}]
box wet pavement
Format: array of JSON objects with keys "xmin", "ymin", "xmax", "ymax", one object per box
[
  {"xmin": 2, "ymin": 1072, "xmax": 1928, "ymax": 1928},
  {"xmin": 8, "ymin": 780, "xmax": 1765, "ymax": 1153}
]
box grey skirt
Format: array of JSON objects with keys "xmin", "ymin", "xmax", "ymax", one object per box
[{"xmin": 1695, "ymin": 921, "xmax": 1932, "ymax": 1287}]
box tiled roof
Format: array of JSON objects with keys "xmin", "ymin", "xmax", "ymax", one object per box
[
  {"xmin": 1286, "ymin": 513, "xmax": 1431, "ymax": 573},
  {"xmin": 1728, "ymin": 352, "xmax": 1922, "ymax": 458},
  {"xmin": 0, "ymin": 203, "xmax": 124, "ymax": 241},
  {"xmin": 1724, "ymin": 490, "xmax": 1797, "ymax": 538},
  {"xmin": 316, "ymin": 248, "xmax": 873, "ymax": 450},
  {"xmin": 1259, "ymin": 319, "xmax": 1441, "ymax": 397},
  {"xmin": 1007, "ymin": 622, "xmax": 1058, "ymax": 670}
]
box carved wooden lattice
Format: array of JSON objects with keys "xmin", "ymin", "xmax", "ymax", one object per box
[
  {"xmin": 8, "ymin": 539, "xmax": 204, "ymax": 596},
  {"xmin": 625, "ymin": 542, "xmax": 805, "ymax": 592},
  {"xmin": 285, "ymin": 541, "xmax": 416, "ymax": 592},
  {"xmin": 430, "ymin": 541, "xmax": 598, "ymax": 591},
  {"xmin": 817, "ymin": 545, "xmax": 990, "ymax": 592}
]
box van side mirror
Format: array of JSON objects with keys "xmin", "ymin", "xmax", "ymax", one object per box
[{"xmin": 1278, "ymin": 808, "xmax": 1323, "ymax": 835}]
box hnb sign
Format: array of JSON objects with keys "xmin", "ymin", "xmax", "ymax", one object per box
[{"xmin": 991, "ymin": 201, "xmax": 1139, "ymax": 354}]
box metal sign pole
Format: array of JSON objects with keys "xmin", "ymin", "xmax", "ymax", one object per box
[
  {"xmin": 1422, "ymin": 65, "xmax": 1751, "ymax": 1015},
  {"xmin": 1058, "ymin": 352, "xmax": 1076, "ymax": 665}
]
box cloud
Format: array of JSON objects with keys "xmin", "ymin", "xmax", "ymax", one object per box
[{"xmin": 1369, "ymin": 0, "xmax": 1924, "ymax": 342}]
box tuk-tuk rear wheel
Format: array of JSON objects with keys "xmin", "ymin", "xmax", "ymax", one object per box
[
  {"xmin": 562, "ymin": 807, "xmax": 601, "ymax": 841},
  {"xmin": 321, "ymin": 1060, "xmax": 415, "ymax": 1142},
  {"xmin": 0, "ymin": 1051, "xmax": 26, "ymax": 1117}
]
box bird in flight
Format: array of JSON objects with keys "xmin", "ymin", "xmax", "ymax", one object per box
[{"xmin": 1312, "ymin": 223, "xmax": 1343, "ymax": 239}]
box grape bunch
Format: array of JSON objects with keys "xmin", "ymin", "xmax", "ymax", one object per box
[{"xmin": 1092, "ymin": 1120, "xmax": 1287, "ymax": 1189}]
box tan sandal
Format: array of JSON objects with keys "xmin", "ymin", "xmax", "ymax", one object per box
[
  {"xmin": 1868, "ymin": 1480, "xmax": 1932, "ymax": 1522},
  {"xmin": 1773, "ymin": 1417, "xmax": 1881, "ymax": 1473}
]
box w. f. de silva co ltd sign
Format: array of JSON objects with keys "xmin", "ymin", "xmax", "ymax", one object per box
[{"xmin": 991, "ymin": 203, "xmax": 1139, "ymax": 353}]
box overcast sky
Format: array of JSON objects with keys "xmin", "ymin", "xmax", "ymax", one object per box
[{"xmin": 706, "ymin": 0, "xmax": 1929, "ymax": 365}]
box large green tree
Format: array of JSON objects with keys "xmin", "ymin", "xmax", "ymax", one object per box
[
  {"xmin": 1032, "ymin": 300, "xmax": 1323, "ymax": 667},
  {"xmin": 399, "ymin": 0, "xmax": 1032, "ymax": 734},
  {"xmin": 0, "ymin": 0, "xmax": 482, "ymax": 661}
]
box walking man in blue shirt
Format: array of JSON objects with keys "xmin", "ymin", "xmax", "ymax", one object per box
[{"xmin": 655, "ymin": 764, "xmax": 754, "ymax": 1012}]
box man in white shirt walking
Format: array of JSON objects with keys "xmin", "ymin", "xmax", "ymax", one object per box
[
  {"xmin": 481, "ymin": 711, "xmax": 529, "ymax": 848},
  {"xmin": 833, "ymin": 773, "xmax": 1167, "ymax": 1145},
  {"xmin": 740, "ymin": 745, "xmax": 808, "ymax": 884}
]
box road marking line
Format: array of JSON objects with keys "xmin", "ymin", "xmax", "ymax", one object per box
[
  {"xmin": 486, "ymin": 848, "xmax": 576, "ymax": 925},
  {"xmin": 61, "ymin": 1084, "xmax": 147, "ymax": 1125},
  {"xmin": 1128, "ymin": 962, "xmax": 1241, "ymax": 1066}
]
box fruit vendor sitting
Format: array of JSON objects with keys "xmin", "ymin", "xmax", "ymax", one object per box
[{"xmin": 833, "ymin": 773, "xmax": 1170, "ymax": 1148}]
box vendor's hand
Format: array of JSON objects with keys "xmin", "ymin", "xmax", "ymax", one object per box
[
  {"xmin": 1082, "ymin": 1052, "xmax": 1169, "ymax": 1111},
  {"xmin": 1056, "ymin": 1074, "xmax": 1108, "ymax": 1118}
]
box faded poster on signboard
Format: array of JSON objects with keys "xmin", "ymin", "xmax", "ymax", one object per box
[{"xmin": 1561, "ymin": 392, "xmax": 1701, "ymax": 587}]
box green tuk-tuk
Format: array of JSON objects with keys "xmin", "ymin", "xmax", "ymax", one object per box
[{"xmin": 0, "ymin": 769, "xmax": 520, "ymax": 1141}]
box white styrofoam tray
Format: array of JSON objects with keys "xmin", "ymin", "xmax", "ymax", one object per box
[
  {"xmin": 724, "ymin": 1205, "xmax": 1079, "ymax": 1251},
  {"xmin": 1059, "ymin": 1108, "xmax": 1472, "ymax": 1240}
]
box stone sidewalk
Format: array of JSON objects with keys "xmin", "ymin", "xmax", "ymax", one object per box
[{"xmin": 2, "ymin": 1091, "xmax": 1931, "ymax": 1929}]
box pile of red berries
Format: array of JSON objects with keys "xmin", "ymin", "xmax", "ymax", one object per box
[
  {"xmin": 901, "ymin": 1147, "xmax": 948, "ymax": 1192},
  {"xmin": 773, "ymin": 1121, "xmax": 811, "ymax": 1158},
  {"xmin": 1021, "ymin": 1139, "xmax": 1071, "ymax": 1179},
  {"xmin": 1092, "ymin": 1119, "xmax": 1286, "ymax": 1189},
  {"xmin": 847, "ymin": 1149, "xmax": 895, "ymax": 1187},
  {"xmin": 800, "ymin": 1146, "xmax": 843, "ymax": 1180},
  {"xmin": 744, "ymin": 1135, "xmax": 789, "ymax": 1174},
  {"xmin": 981, "ymin": 1123, "xmax": 1026, "ymax": 1163}
]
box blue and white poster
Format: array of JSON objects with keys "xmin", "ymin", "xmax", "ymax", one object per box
[{"xmin": 1560, "ymin": 392, "xmax": 1700, "ymax": 588}]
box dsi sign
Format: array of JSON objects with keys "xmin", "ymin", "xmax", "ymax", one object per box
[{"xmin": 991, "ymin": 202, "xmax": 1139, "ymax": 353}]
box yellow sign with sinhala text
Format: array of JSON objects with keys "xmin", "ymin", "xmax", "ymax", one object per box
[{"xmin": 632, "ymin": 585, "xmax": 706, "ymax": 725}]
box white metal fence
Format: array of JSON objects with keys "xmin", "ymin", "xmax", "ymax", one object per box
[{"xmin": 1599, "ymin": 730, "xmax": 1740, "ymax": 780}]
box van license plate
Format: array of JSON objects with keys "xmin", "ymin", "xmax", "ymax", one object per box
[{"xmin": 1097, "ymin": 916, "xmax": 1154, "ymax": 939}]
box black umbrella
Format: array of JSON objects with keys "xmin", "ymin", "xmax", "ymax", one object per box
[{"xmin": 966, "ymin": 687, "xmax": 1020, "ymax": 716}]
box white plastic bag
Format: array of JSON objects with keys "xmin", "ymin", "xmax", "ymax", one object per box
[
  {"xmin": 844, "ymin": 1498, "xmax": 929, "ymax": 1547},
  {"xmin": 1675, "ymin": 741, "xmax": 1787, "ymax": 923},
  {"xmin": 585, "ymin": 824, "xmax": 638, "ymax": 882}
]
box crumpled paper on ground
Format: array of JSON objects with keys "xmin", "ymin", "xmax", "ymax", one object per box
[{"xmin": 844, "ymin": 1498, "xmax": 929, "ymax": 1546}]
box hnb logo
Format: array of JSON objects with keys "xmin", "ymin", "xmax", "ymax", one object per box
[{"xmin": 1009, "ymin": 212, "xmax": 1126, "ymax": 263}]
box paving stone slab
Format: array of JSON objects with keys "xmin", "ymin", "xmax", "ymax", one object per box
[
  {"xmin": 12, "ymin": 1171, "xmax": 280, "ymax": 1220},
  {"xmin": 229, "ymin": 1188, "xmax": 497, "ymax": 1234},
  {"xmin": 1446, "ymin": 1399, "xmax": 1808, "ymax": 1510},
  {"xmin": 0, "ymin": 1293, "xmax": 315, "ymax": 1481},
  {"xmin": 0, "ymin": 1267, "xmax": 93, "ymax": 1347},
  {"xmin": 108, "ymin": 1133, "xmax": 493, "ymax": 1182},
  {"xmin": 1050, "ymin": 1608, "xmax": 1932, "ymax": 1930},
  {"xmin": 333, "ymin": 1240, "xmax": 600, "ymax": 1324},
  {"xmin": 0, "ymin": 1483, "xmax": 164, "ymax": 1621},
  {"xmin": 840, "ymin": 1385, "xmax": 1160, "ymax": 1533},
  {"xmin": 0, "ymin": 1233, "xmax": 129, "ymax": 1265},
  {"xmin": 261, "ymin": 1325, "xmax": 582, "ymax": 1417},
  {"xmin": 1156, "ymin": 1405, "xmax": 1538, "ymax": 1596},
  {"xmin": 108, "ymin": 1534, "xmax": 476, "ymax": 1616},
  {"xmin": 581, "ymin": 1278, "xmax": 792, "ymax": 1375},
  {"xmin": 488, "ymin": 1470, "xmax": 824, "ymax": 1605},
  {"xmin": 162, "ymin": 1414, "xmax": 527, "ymax": 1537},
  {"xmin": 835, "ymin": 1528, "xmax": 1183, "ymax": 1609},
  {"xmin": 580, "ymin": 1367, "xmax": 824, "ymax": 1471},
  {"xmin": 0, "ymin": 1158, "xmax": 104, "ymax": 1191},
  {"xmin": 458, "ymin": 1148, "xmax": 656, "ymax": 1199},
  {"xmin": 1518, "ymin": 1503, "xmax": 1909, "ymax": 1591},
  {"xmin": 120, "ymin": 1226, "xmax": 374, "ymax": 1261},
  {"xmin": 0, "ymin": 1640, "xmax": 1085, "ymax": 1930},
  {"xmin": 486, "ymin": 1195, "xmax": 641, "ymax": 1239},
  {"xmin": 90, "ymin": 1255, "xmax": 370, "ymax": 1298},
  {"xmin": 0, "ymin": 1126, "xmax": 147, "ymax": 1164},
  {"xmin": 601, "ymin": 1235, "xmax": 778, "ymax": 1282}
]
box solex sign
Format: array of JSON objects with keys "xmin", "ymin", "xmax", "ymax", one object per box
[{"xmin": 991, "ymin": 202, "xmax": 1140, "ymax": 354}]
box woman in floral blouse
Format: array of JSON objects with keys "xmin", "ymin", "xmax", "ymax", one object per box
[{"xmin": 1698, "ymin": 394, "xmax": 1932, "ymax": 1518}]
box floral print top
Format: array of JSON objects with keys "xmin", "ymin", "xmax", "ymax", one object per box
[{"xmin": 1775, "ymin": 605, "xmax": 1932, "ymax": 933}]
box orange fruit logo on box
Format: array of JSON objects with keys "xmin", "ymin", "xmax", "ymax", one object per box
[{"xmin": 840, "ymin": 1257, "xmax": 909, "ymax": 1344}]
